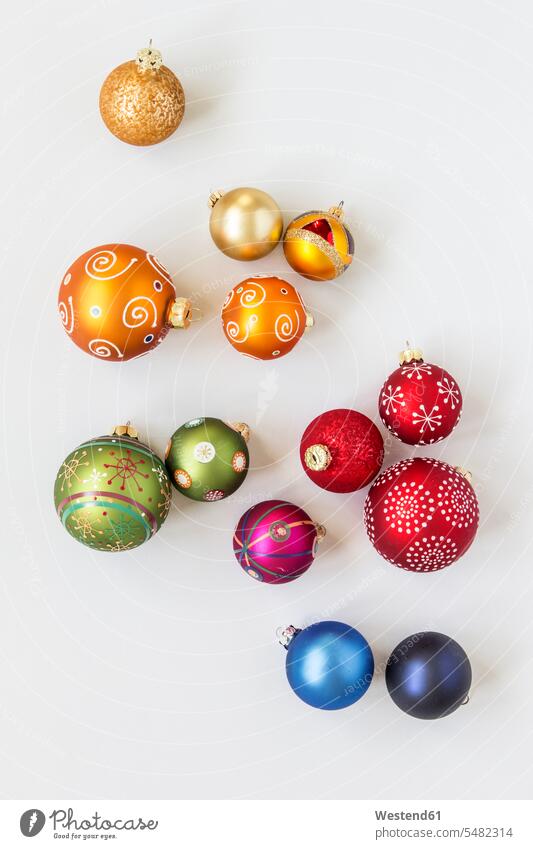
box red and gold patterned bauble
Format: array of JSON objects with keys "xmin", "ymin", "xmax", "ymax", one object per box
[
  {"xmin": 300, "ymin": 409, "xmax": 384, "ymax": 493},
  {"xmin": 99, "ymin": 43, "xmax": 185, "ymax": 146},
  {"xmin": 378, "ymin": 346, "xmax": 463, "ymax": 445},
  {"xmin": 221, "ymin": 276, "xmax": 313, "ymax": 360},
  {"xmin": 58, "ymin": 243, "xmax": 193, "ymax": 362},
  {"xmin": 364, "ymin": 458, "xmax": 479, "ymax": 573},
  {"xmin": 283, "ymin": 203, "xmax": 354, "ymax": 281}
]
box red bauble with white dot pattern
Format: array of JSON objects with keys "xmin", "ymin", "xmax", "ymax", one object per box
[
  {"xmin": 364, "ymin": 458, "xmax": 479, "ymax": 572},
  {"xmin": 378, "ymin": 348, "xmax": 462, "ymax": 445}
]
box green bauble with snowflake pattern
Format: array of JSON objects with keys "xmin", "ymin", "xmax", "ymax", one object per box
[
  {"xmin": 165, "ymin": 417, "xmax": 250, "ymax": 502},
  {"xmin": 54, "ymin": 424, "xmax": 172, "ymax": 552}
]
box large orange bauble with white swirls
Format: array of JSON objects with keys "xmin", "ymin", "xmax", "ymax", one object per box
[
  {"xmin": 58, "ymin": 244, "xmax": 185, "ymax": 362},
  {"xmin": 221, "ymin": 276, "xmax": 312, "ymax": 361}
]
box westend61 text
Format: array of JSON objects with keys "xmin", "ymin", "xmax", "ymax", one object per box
[{"xmin": 375, "ymin": 810, "xmax": 441, "ymax": 821}]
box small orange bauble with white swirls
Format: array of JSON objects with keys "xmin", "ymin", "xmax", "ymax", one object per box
[
  {"xmin": 221, "ymin": 276, "xmax": 314, "ymax": 361},
  {"xmin": 58, "ymin": 244, "xmax": 193, "ymax": 362}
]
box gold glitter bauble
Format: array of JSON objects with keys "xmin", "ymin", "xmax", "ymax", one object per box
[
  {"xmin": 99, "ymin": 45, "xmax": 185, "ymax": 146},
  {"xmin": 208, "ymin": 187, "xmax": 283, "ymax": 261}
]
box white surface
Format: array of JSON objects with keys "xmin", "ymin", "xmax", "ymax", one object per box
[{"xmin": 1, "ymin": 0, "xmax": 533, "ymax": 800}]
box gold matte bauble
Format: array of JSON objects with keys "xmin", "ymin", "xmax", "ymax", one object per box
[
  {"xmin": 283, "ymin": 203, "xmax": 354, "ymax": 281},
  {"xmin": 99, "ymin": 43, "xmax": 185, "ymax": 146},
  {"xmin": 208, "ymin": 187, "xmax": 283, "ymax": 261}
]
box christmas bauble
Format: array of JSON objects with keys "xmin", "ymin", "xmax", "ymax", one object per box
[
  {"xmin": 279, "ymin": 621, "xmax": 374, "ymax": 710},
  {"xmin": 300, "ymin": 408, "xmax": 384, "ymax": 493},
  {"xmin": 233, "ymin": 500, "xmax": 325, "ymax": 583},
  {"xmin": 54, "ymin": 425, "xmax": 171, "ymax": 552},
  {"xmin": 99, "ymin": 43, "xmax": 185, "ymax": 146},
  {"xmin": 58, "ymin": 243, "xmax": 192, "ymax": 362},
  {"xmin": 386, "ymin": 631, "xmax": 472, "ymax": 720},
  {"xmin": 378, "ymin": 346, "xmax": 463, "ymax": 445},
  {"xmin": 165, "ymin": 417, "xmax": 250, "ymax": 502},
  {"xmin": 283, "ymin": 203, "xmax": 354, "ymax": 281},
  {"xmin": 221, "ymin": 276, "xmax": 312, "ymax": 361},
  {"xmin": 208, "ymin": 187, "xmax": 283, "ymax": 261},
  {"xmin": 364, "ymin": 458, "xmax": 479, "ymax": 572}
]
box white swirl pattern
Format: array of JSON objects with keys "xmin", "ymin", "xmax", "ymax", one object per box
[
  {"xmin": 58, "ymin": 296, "xmax": 75, "ymax": 334},
  {"xmin": 88, "ymin": 339, "xmax": 124, "ymax": 358},
  {"xmin": 122, "ymin": 297, "xmax": 158, "ymax": 329},
  {"xmin": 84, "ymin": 250, "xmax": 138, "ymax": 281},
  {"xmin": 275, "ymin": 310, "xmax": 300, "ymax": 342},
  {"xmin": 222, "ymin": 289, "xmax": 234, "ymax": 309},
  {"xmin": 238, "ymin": 282, "xmax": 266, "ymax": 308},
  {"xmin": 146, "ymin": 252, "xmax": 173, "ymax": 284},
  {"xmin": 225, "ymin": 320, "xmax": 251, "ymax": 344}
]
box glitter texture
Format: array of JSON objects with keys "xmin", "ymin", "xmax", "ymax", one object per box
[{"xmin": 99, "ymin": 60, "xmax": 185, "ymax": 146}]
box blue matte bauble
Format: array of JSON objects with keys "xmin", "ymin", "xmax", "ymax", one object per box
[
  {"xmin": 386, "ymin": 631, "xmax": 472, "ymax": 720},
  {"xmin": 285, "ymin": 620, "xmax": 374, "ymax": 710}
]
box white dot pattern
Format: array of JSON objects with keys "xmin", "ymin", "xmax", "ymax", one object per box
[{"xmin": 364, "ymin": 458, "xmax": 479, "ymax": 572}]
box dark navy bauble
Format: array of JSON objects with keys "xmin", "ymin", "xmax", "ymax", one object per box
[
  {"xmin": 284, "ymin": 621, "xmax": 374, "ymax": 710},
  {"xmin": 386, "ymin": 631, "xmax": 472, "ymax": 720}
]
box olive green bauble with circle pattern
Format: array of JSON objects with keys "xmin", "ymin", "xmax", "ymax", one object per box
[{"xmin": 165, "ymin": 417, "xmax": 250, "ymax": 502}]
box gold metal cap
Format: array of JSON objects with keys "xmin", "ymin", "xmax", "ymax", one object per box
[
  {"xmin": 399, "ymin": 344, "xmax": 424, "ymax": 365},
  {"xmin": 304, "ymin": 312, "xmax": 314, "ymax": 331},
  {"xmin": 136, "ymin": 41, "xmax": 163, "ymax": 72},
  {"xmin": 208, "ymin": 190, "xmax": 223, "ymax": 209},
  {"xmin": 314, "ymin": 523, "xmax": 327, "ymax": 543},
  {"xmin": 454, "ymin": 466, "xmax": 473, "ymax": 483},
  {"xmin": 111, "ymin": 423, "xmax": 139, "ymax": 439},
  {"xmin": 304, "ymin": 443, "xmax": 332, "ymax": 472},
  {"xmin": 328, "ymin": 201, "xmax": 345, "ymax": 220},
  {"xmin": 168, "ymin": 297, "xmax": 193, "ymax": 328},
  {"xmin": 229, "ymin": 421, "xmax": 250, "ymax": 443}
]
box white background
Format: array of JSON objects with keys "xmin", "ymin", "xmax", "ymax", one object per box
[{"xmin": 1, "ymin": 0, "xmax": 532, "ymax": 801}]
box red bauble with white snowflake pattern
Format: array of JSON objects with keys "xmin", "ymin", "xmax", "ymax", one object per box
[
  {"xmin": 364, "ymin": 458, "xmax": 479, "ymax": 573},
  {"xmin": 378, "ymin": 347, "xmax": 462, "ymax": 445}
]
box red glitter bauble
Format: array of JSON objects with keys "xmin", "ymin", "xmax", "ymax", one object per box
[
  {"xmin": 378, "ymin": 348, "xmax": 462, "ymax": 445},
  {"xmin": 364, "ymin": 458, "xmax": 479, "ymax": 573},
  {"xmin": 300, "ymin": 409, "xmax": 384, "ymax": 493}
]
